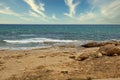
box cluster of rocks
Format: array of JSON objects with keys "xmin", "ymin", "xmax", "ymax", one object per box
[
  {"xmin": 82, "ymin": 41, "xmax": 120, "ymax": 48},
  {"xmin": 73, "ymin": 41, "xmax": 120, "ymax": 61}
]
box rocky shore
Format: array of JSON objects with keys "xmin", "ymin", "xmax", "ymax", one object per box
[{"xmin": 0, "ymin": 41, "xmax": 120, "ymax": 80}]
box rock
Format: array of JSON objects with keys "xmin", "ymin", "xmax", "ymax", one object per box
[
  {"xmin": 98, "ymin": 44, "xmax": 120, "ymax": 56},
  {"xmin": 69, "ymin": 56, "xmax": 76, "ymax": 59},
  {"xmin": 93, "ymin": 52, "xmax": 103, "ymax": 58},
  {"xmin": 82, "ymin": 41, "xmax": 120, "ymax": 48},
  {"xmin": 38, "ymin": 55, "xmax": 46, "ymax": 58},
  {"xmin": 97, "ymin": 52, "xmax": 103, "ymax": 57},
  {"xmin": 82, "ymin": 42, "xmax": 102, "ymax": 48},
  {"xmin": 86, "ymin": 77, "xmax": 92, "ymax": 80},
  {"xmin": 108, "ymin": 40, "xmax": 120, "ymax": 46},
  {"xmin": 76, "ymin": 53, "xmax": 90, "ymax": 61},
  {"xmin": 61, "ymin": 71, "xmax": 68, "ymax": 74}
]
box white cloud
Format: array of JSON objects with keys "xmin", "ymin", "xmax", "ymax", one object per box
[
  {"xmin": 97, "ymin": 0, "xmax": 120, "ymax": 23},
  {"xmin": 79, "ymin": 12, "xmax": 96, "ymax": 21},
  {"xmin": 39, "ymin": 3, "xmax": 45, "ymax": 12},
  {"xmin": 101, "ymin": 0, "xmax": 120, "ymax": 18},
  {"xmin": 64, "ymin": 0, "xmax": 80, "ymax": 17},
  {"xmin": 77, "ymin": 0, "xmax": 120, "ymax": 24},
  {"xmin": 24, "ymin": 0, "xmax": 59, "ymax": 23},
  {"xmin": 0, "ymin": 4, "xmax": 31, "ymax": 21},
  {"xmin": 29, "ymin": 11, "xmax": 39, "ymax": 17},
  {"xmin": 52, "ymin": 14, "xmax": 57, "ymax": 20},
  {"xmin": 0, "ymin": 4, "xmax": 20, "ymax": 16},
  {"xmin": 24, "ymin": 0, "xmax": 46, "ymax": 17}
]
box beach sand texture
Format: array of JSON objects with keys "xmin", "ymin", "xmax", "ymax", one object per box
[{"xmin": 0, "ymin": 41, "xmax": 120, "ymax": 80}]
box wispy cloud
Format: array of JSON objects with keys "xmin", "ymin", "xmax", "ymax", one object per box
[
  {"xmin": 101, "ymin": 0, "xmax": 120, "ymax": 18},
  {"xmin": 64, "ymin": 0, "xmax": 80, "ymax": 17},
  {"xmin": 23, "ymin": 0, "xmax": 46, "ymax": 17},
  {"xmin": 78, "ymin": 0, "xmax": 120, "ymax": 24},
  {"xmin": 79, "ymin": 12, "xmax": 96, "ymax": 22},
  {"xmin": 0, "ymin": 4, "xmax": 20, "ymax": 16},
  {"xmin": 23, "ymin": 0, "xmax": 56, "ymax": 22},
  {"xmin": 29, "ymin": 11, "xmax": 39, "ymax": 17},
  {"xmin": 94, "ymin": 0, "xmax": 120, "ymax": 23},
  {"xmin": 0, "ymin": 0, "xmax": 119, "ymax": 24},
  {"xmin": 0, "ymin": 4, "xmax": 31, "ymax": 21}
]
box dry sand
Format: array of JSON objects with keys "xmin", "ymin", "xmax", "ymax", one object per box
[{"xmin": 0, "ymin": 46, "xmax": 120, "ymax": 80}]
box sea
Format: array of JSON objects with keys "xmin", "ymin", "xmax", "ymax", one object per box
[{"xmin": 0, "ymin": 24, "xmax": 120, "ymax": 50}]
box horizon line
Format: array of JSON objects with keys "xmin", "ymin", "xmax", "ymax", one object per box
[{"xmin": 0, "ymin": 24, "xmax": 120, "ymax": 25}]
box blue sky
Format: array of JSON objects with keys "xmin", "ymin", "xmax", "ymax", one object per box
[{"xmin": 0, "ymin": 0, "xmax": 120, "ymax": 24}]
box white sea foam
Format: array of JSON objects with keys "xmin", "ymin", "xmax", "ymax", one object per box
[{"xmin": 4, "ymin": 38, "xmax": 79, "ymax": 44}]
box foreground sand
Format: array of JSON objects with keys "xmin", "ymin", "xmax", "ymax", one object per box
[{"xmin": 0, "ymin": 45, "xmax": 120, "ymax": 80}]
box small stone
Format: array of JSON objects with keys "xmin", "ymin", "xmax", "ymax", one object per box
[
  {"xmin": 95, "ymin": 52, "xmax": 102, "ymax": 58},
  {"xmin": 98, "ymin": 52, "xmax": 102, "ymax": 56},
  {"xmin": 114, "ymin": 54, "xmax": 118, "ymax": 56},
  {"xmin": 38, "ymin": 55, "xmax": 46, "ymax": 58},
  {"xmin": 69, "ymin": 56, "xmax": 76, "ymax": 59},
  {"xmin": 61, "ymin": 71, "xmax": 68, "ymax": 74},
  {"xmin": 76, "ymin": 53, "xmax": 89, "ymax": 61}
]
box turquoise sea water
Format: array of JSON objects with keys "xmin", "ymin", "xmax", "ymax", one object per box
[{"xmin": 0, "ymin": 24, "xmax": 120, "ymax": 49}]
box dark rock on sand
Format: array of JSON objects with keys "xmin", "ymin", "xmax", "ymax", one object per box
[
  {"xmin": 76, "ymin": 52, "xmax": 103, "ymax": 61},
  {"xmin": 82, "ymin": 41, "xmax": 120, "ymax": 48},
  {"xmin": 76, "ymin": 44, "xmax": 120, "ymax": 61},
  {"xmin": 61, "ymin": 71, "xmax": 68, "ymax": 74},
  {"xmin": 82, "ymin": 42, "xmax": 104, "ymax": 48},
  {"xmin": 69, "ymin": 56, "xmax": 76, "ymax": 59},
  {"xmin": 98, "ymin": 44, "xmax": 120, "ymax": 56}
]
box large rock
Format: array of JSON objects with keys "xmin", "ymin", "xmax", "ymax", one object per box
[
  {"xmin": 82, "ymin": 42, "xmax": 102, "ymax": 48},
  {"xmin": 82, "ymin": 41, "xmax": 120, "ymax": 48},
  {"xmin": 98, "ymin": 44, "xmax": 120, "ymax": 56}
]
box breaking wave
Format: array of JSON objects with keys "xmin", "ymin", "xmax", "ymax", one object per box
[{"xmin": 3, "ymin": 38, "xmax": 79, "ymax": 44}]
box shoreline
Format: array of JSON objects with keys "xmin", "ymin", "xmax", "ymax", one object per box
[
  {"xmin": 0, "ymin": 41, "xmax": 120, "ymax": 80},
  {"xmin": 0, "ymin": 39, "xmax": 120, "ymax": 50}
]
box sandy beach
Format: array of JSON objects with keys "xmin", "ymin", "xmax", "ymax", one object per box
[
  {"xmin": 0, "ymin": 0, "xmax": 120, "ymax": 79},
  {"xmin": 0, "ymin": 41, "xmax": 120, "ymax": 80}
]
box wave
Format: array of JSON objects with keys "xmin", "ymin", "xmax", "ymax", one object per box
[
  {"xmin": 3, "ymin": 38, "xmax": 79, "ymax": 44},
  {"xmin": 3, "ymin": 38, "xmax": 119, "ymax": 44},
  {"xmin": 1, "ymin": 38, "xmax": 93, "ymax": 50},
  {"xmin": 2, "ymin": 38, "xmax": 119, "ymax": 50}
]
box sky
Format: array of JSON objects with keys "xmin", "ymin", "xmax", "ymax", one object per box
[{"xmin": 0, "ymin": 0, "xmax": 120, "ymax": 24}]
